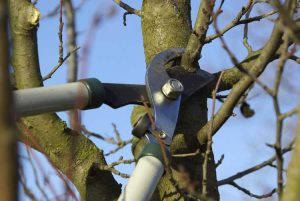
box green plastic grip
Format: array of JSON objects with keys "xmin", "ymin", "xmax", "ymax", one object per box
[
  {"xmin": 138, "ymin": 143, "xmax": 171, "ymax": 165},
  {"xmin": 80, "ymin": 78, "xmax": 105, "ymax": 110}
]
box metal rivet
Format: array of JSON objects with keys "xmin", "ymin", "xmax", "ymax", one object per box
[{"xmin": 159, "ymin": 131, "xmax": 167, "ymax": 139}]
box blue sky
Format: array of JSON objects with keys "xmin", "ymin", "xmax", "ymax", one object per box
[{"xmin": 19, "ymin": 1, "xmax": 300, "ymax": 200}]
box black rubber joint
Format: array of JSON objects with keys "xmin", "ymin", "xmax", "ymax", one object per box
[
  {"xmin": 138, "ymin": 143, "xmax": 171, "ymax": 164},
  {"xmin": 80, "ymin": 78, "xmax": 105, "ymax": 110}
]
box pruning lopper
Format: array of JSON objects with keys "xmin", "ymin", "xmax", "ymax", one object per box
[{"xmin": 14, "ymin": 48, "xmax": 214, "ymax": 201}]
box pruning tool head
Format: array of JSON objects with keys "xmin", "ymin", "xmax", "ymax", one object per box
[
  {"xmin": 145, "ymin": 48, "xmax": 184, "ymax": 145},
  {"xmin": 103, "ymin": 48, "xmax": 214, "ymax": 145}
]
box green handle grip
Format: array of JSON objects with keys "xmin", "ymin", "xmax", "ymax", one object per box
[{"xmin": 80, "ymin": 78, "xmax": 106, "ymax": 110}]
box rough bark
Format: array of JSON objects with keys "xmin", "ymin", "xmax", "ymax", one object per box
[
  {"xmin": 282, "ymin": 108, "xmax": 300, "ymax": 201},
  {"xmin": 181, "ymin": 0, "xmax": 216, "ymax": 71},
  {"xmin": 8, "ymin": 1, "xmax": 120, "ymax": 200},
  {"xmin": 131, "ymin": 1, "xmax": 219, "ymax": 200},
  {"xmin": 0, "ymin": 0, "xmax": 18, "ymax": 200}
]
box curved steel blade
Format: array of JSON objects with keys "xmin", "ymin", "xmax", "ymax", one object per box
[{"xmin": 145, "ymin": 48, "xmax": 184, "ymax": 145}]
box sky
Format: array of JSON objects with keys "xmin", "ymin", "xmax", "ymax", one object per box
[{"xmin": 18, "ymin": 0, "xmax": 300, "ymax": 201}]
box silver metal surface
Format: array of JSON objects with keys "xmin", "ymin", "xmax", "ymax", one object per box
[
  {"xmin": 118, "ymin": 155, "xmax": 164, "ymax": 201},
  {"xmin": 14, "ymin": 82, "xmax": 90, "ymax": 117},
  {"xmin": 145, "ymin": 48, "xmax": 184, "ymax": 145},
  {"xmin": 162, "ymin": 78, "xmax": 184, "ymax": 99},
  {"xmin": 144, "ymin": 133, "xmax": 159, "ymax": 144}
]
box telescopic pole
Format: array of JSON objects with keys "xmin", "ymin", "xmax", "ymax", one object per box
[
  {"xmin": 118, "ymin": 141, "xmax": 168, "ymax": 201},
  {"xmin": 13, "ymin": 78, "xmax": 105, "ymax": 117}
]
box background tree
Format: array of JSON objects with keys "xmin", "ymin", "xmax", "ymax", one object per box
[
  {"xmin": 0, "ymin": 0, "xmax": 18, "ymax": 200},
  {"xmin": 3, "ymin": 0, "xmax": 300, "ymax": 201}
]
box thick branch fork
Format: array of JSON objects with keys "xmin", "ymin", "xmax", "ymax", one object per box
[{"xmin": 181, "ymin": 0, "xmax": 216, "ymax": 71}]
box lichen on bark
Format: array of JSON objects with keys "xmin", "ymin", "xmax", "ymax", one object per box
[{"xmin": 282, "ymin": 108, "xmax": 300, "ymax": 201}]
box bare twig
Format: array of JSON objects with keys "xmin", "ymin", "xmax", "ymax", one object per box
[
  {"xmin": 106, "ymin": 157, "xmax": 135, "ymax": 168},
  {"xmin": 24, "ymin": 149, "xmax": 50, "ymax": 201},
  {"xmin": 106, "ymin": 124, "xmax": 133, "ymax": 156},
  {"xmin": 202, "ymin": 71, "xmax": 224, "ymax": 197},
  {"xmin": 289, "ymin": 55, "xmax": 300, "ymax": 63},
  {"xmin": 97, "ymin": 157, "xmax": 134, "ymax": 178},
  {"xmin": 215, "ymin": 154, "xmax": 225, "ymax": 168},
  {"xmin": 218, "ymin": 141, "xmax": 293, "ymax": 186},
  {"xmin": 206, "ymin": 5, "xmax": 280, "ymax": 43},
  {"xmin": 123, "ymin": 11, "xmax": 135, "ymax": 26},
  {"xmin": 81, "ymin": 125, "xmax": 116, "ymax": 144},
  {"xmin": 243, "ymin": 3, "xmax": 254, "ymax": 53},
  {"xmin": 238, "ymin": 10, "xmax": 278, "ymax": 25},
  {"xmin": 81, "ymin": 124, "xmax": 132, "ymax": 156},
  {"xmin": 24, "ymin": 147, "xmax": 59, "ymax": 199},
  {"xmin": 279, "ymin": 107, "xmax": 298, "ymax": 120},
  {"xmin": 64, "ymin": 0, "xmax": 78, "ymax": 82},
  {"xmin": 43, "ymin": 47, "xmax": 80, "ymax": 81},
  {"xmin": 172, "ymin": 149, "xmax": 200, "ymax": 158},
  {"xmin": 205, "ymin": 0, "xmax": 254, "ymax": 43},
  {"xmin": 268, "ymin": 163, "xmax": 287, "ymax": 172},
  {"xmin": 273, "ymin": 0, "xmax": 300, "ymax": 43},
  {"xmin": 58, "ymin": 0, "xmax": 63, "ymax": 64},
  {"xmin": 43, "ymin": 0, "xmax": 81, "ymax": 82},
  {"xmin": 112, "ymin": 123, "xmax": 122, "ymax": 143},
  {"xmin": 216, "ymin": 0, "xmax": 225, "ymax": 16},
  {"xmin": 19, "ymin": 121, "xmax": 79, "ymax": 201},
  {"xmin": 272, "ymin": 32, "xmax": 290, "ymax": 197},
  {"xmin": 229, "ymin": 181, "xmax": 276, "ymax": 199},
  {"xmin": 113, "ymin": 0, "xmax": 141, "ymax": 16},
  {"xmin": 19, "ymin": 166, "xmax": 38, "ymax": 201},
  {"xmin": 104, "ymin": 138, "xmax": 132, "ymax": 156},
  {"xmin": 213, "ymin": 14, "xmax": 275, "ymax": 97}
]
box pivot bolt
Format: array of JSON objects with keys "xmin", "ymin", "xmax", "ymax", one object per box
[
  {"xmin": 162, "ymin": 79, "xmax": 184, "ymax": 99},
  {"xmin": 159, "ymin": 131, "xmax": 167, "ymax": 139}
]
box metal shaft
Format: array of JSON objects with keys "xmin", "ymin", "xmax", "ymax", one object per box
[
  {"xmin": 118, "ymin": 156, "xmax": 164, "ymax": 201},
  {"xmin": 13, "ymin": 78, "xmax": 105, "ymax": 117}
]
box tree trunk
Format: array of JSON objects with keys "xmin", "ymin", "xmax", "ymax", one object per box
[
  {"xmin": 282, "ymin": 108, "xmax": 300, "ymax": 201},
  {"xmin": 8, "ymin": 1, "xmax": 120, "ymax": 200},
  {"xmin": 0, "ymin": 0, "xmax": 18, "ymax": 200},
  {"xmin": 131, "ymin": 1, "xmax": 219, "ymax": 200}
]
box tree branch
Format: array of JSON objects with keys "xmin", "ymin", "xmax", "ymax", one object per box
[
  {"xmin": 97, "ymin": 157, "xmax": 134, "ymax": 179},
  {"xmin": 205, "ymin": 0, "xmax": 254, "ymax": 43},
  {"xmin": 228, "ymin": 182, "xmax": 276, "ymax": 199},
  {"xmin": 218, "ymin": 141, "xmax": 293, "ymax": 186},
  {"xmin": 113, "ymin": 0, "xmax": 141, "ymax": 16},
  {"xmin": 197, "ymin": 18, "xmax": 284, "ymax": 145},
  {"xmin": 202, "ymin": 71, "xmax": 224, "ymax": 198},
  {"xmin": 181, "ymin": 0, "xmax": 216, "ymax": 71},
  {"xmin": 282, "ymin": 107, "xmax": 300, "ymax": 201},
  {"xmin": 9, "ymin": 1, "xmax": 120, "ymax": 200},
  {"xmin": 42, "ymin": 47, "xmax": 80, "ymax": 81},
  {"xmin": 0, "ymin": 0, "xmax": 18, "ymax": 200},
  {"xmin": 64, "ymin": 0, "xmax": 78, "ymax": 83}
]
